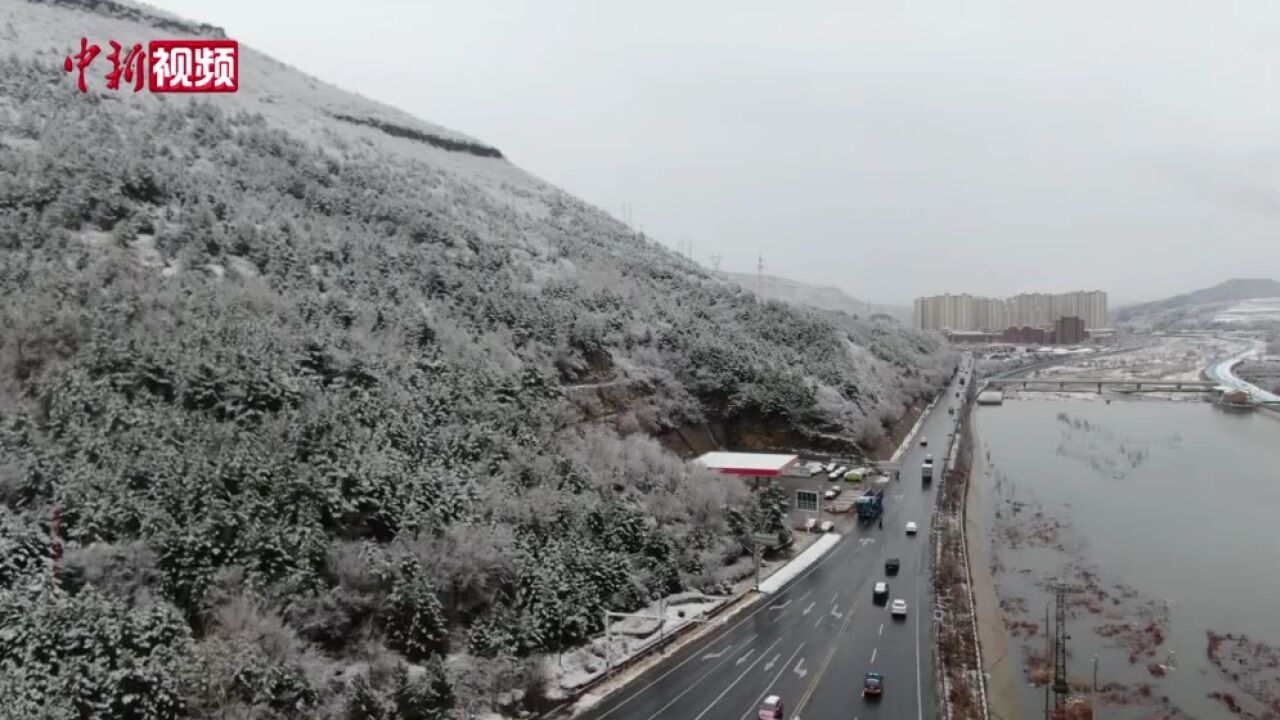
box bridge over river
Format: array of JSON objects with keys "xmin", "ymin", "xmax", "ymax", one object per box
[{"xmin": 983, "ymin": 377, "xmax": 1219, "ymax": 393}]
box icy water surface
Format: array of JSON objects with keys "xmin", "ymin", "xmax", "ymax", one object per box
[{"xmin": 973, "ymin": 398, "xmax": 1280, "ymax": 719}]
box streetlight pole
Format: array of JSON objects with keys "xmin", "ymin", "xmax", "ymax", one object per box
[
  {"xmin": 1092, "ymin": 654, "xmax": 1099, "ymax": 718},
  {"xmin": 753, "ymin": 477, "xmax": 762, "ymax": 591}
]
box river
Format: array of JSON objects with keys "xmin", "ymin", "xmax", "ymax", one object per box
[{"xmin": 971, "ymin": 397, "xmax": 1280, "ymax": 719}]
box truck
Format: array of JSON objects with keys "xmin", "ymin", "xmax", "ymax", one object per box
[{"xmin": 854, "ymin": 487, "xmax": 884, "ymax": 520}]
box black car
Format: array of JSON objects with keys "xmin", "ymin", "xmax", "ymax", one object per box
[
  {"xmin": 885, "ymin": 558, "xmax": 900, "ymax": 575},
  {"xmin": 862, "ymin": 671, "xmax": 884, "ymax": 698}
]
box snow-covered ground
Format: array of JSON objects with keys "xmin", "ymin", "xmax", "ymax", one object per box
[
  {"xmin": 1005, "ymin": 336, "xmax": 1249, "ymax": 401},
  {"xmin": 1211, "ymin": 297, "xmax": 1280, "ymax": 325},
  {"xmin": 544, "ymin": 591, "xmax": 729, "ymax": 699},
  {"xmin": 544, "ymin": 529, "xmax": 839, "ymax": 699}
]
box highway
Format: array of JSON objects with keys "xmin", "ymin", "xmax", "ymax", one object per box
[{"xmin": 571, "ymin": 359, "xmax": 973, "ymax": 720}]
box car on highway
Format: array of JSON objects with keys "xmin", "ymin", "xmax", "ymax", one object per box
[
  {"xmin": 891, "ymin": 599, "xmax": 908, "ymax": 617},
  {"xmin": 873, "ymin": 581, "xmax": 888, "ymax": 603},
  {"xmin": 885, "ymin": 557, "xmax": 900, "ymax": 575},
  {"xmin": 862, "ymin": 671, "xmax": 884, "ymax": 698},
  {"xmin": 919, "ymin": 436, "xmax": 927, "ymax": 446},
  {"xmin": 905, "ymin": 521, "xmax": 918, "ymax": 535},
  {"xmin": 758, "ymin": 695, "xmax": 785, "ymax": 720}
]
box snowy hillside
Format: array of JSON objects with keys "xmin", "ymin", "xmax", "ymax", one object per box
[
  {"xmin": 1115, "ymin": 278, "xmax": 1280, "ymax": 330},
  {"xmin": 723, "ymin": 271, "xmax": 913, "ymax": 323},
  {"xmin": 0, "ymin": 1, "xmax": 953, "ymax": 717}
]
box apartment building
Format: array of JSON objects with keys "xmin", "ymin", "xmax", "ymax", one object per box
[{"xmin": 914, "ymin": 290, "xmax": 1108, "ymax": 332}]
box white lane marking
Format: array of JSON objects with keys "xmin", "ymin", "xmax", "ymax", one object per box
[
  {"xmin": 763, "ymin": 653, "xmax": 780, "ymax": 672},
  {"xmin": 832, "ymin": 594, "xmax": 838, "ymax": 604},
  {"xmin": 740, "ymin": 643, "xmax": 806, "ymax": 720},
  {"xmin": 767, "ymin": 599, "xmax": 791, "ymax": 611},
  {"xmin": 798, "ymin": 590, "xmax": 813, "ymax": 603},
  {"xmin": 915, "ymin": 582, "xmax": 924, "ymax": 720},
  {"xmin": 859, "ymin": 537, "xmax": 875, "ymax": 546},
  {"xmin": 814, "ymin": 614, "xmax": 824, "ymax": 628},
  {"xmin": 702, "ymin": 645, "xmax": 731, "ymax": 661},
  {"xmin": 692, "ymin": 637, "xmax": 783, "ymax": 720},
  {"xmin": 802, "ymin": 601, "xmax": 815, "ymax": 616},
  {"xmin": 735, "ymin": 648, "xmax": 754, "ymax": 666},
  {"xmin": 870, "ymin": 647, "xmax": 877, "ymax": 664},
  {"xmin": 793, "ymin": 657, "xmax": 808, "ymax": 679},
  {"xmin": 642, "ymin": 637, "xmax": 755, "ymax": 720},
  {"xmin": 830, "ymin": 604, "xmax": 842, "ymax": 619},
  {"xmin": 879, "ymin": 623, "xmax": 884, "ymax": 636}
]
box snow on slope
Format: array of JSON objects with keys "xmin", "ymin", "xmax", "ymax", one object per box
[{"xmin": 4, "ymin": 0, "xmax": 546, "ymax": 203}]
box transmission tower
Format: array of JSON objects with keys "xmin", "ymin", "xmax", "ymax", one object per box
[
  {"xmin": 1053, "ymin": 582, "xmax": 1070, "ymax": 716},
  {"xmin": 709, "ymin": 253, "xmax": 722, "ymax": 271},
  {"xmin": 1047, "ymin": 578, "xmax": 1083, "ymax": 718}
]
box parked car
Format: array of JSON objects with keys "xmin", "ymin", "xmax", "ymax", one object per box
[
  {"xmin": 819, "ymin": 520, "xmax": 834, "ymax": 533},
  {"xmin": 758, "ymin": 695, "xmax": 785, "ymax": 720},
  {"xmin": 823, "ymin": 487, "xmax": 840, "ymax": 500},
  {"xmin": 885, "ymin": 557, "xmax": 900, "ymax": 575},
  {"xmin": 891, "ymin": 599, "xmax": 908, "ymax": 617},
  {"xmin": 862, "ymin": 671, "xmax": 884, "ymax": 698},
  {"xmin": 905, "ymin": 521, "xmax": 918, "ymax": 535},
  {"xmin": 873, "ymin": 581, "xmax": 889, "ymax": 603}
]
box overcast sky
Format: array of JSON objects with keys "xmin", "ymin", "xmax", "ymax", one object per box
[{"xmin": 150, "ymin": 0, "xmax": 1280, "ymax": 306}]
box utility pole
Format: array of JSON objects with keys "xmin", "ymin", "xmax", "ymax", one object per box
[
  {"xmin": 50, "ymin": 505, "xmax": 62, "ymax": 591},
  {"xmin": 757, "ymin": 254, "xmax": 764, "ymax": 289},
  {"xmin": 1044, "ymin": 602, "xmax": 1051, "ymax": 720}
]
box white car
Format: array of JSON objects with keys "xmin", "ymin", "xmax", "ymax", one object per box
[
  {"xmin": 758, "ymin": 694, "xmax": 785, "ymax": 720},
  {"xmin": 891, "ymin": 599, "xmax": 908, "ymax": 617},
  {"xmin": 873, "ymin": 581, "xmax": 888, "ymax": 601},
  {"xmin": 819, "ymin": 520, "xmax": 835, "ymax": 533},
  {"xmin": 905, "ymin": 521, "xmax": 918, "ymax": 535},
  {"xmin": 920, "ymin": 436, "xmax": 928, "ymax": 447},
  {"xmin": 824, "ymin": 488, "xmax": 840, "ymax": 500}
]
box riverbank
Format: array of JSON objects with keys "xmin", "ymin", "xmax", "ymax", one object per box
[{"xmin": 965, "ymin": 428, "xmax": 1022, "ymax": 720}]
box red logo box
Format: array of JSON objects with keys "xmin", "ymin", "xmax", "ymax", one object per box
[{"xmin": 148, "ymin": 39, "xmax": 238, "ymax": 93}]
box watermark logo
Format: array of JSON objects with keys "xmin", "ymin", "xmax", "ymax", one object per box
[{"xmin": 63, "ymin": 37, "xmax": 239, "ymax": 93}]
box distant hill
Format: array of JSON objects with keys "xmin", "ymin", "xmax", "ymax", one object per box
[
  {"xmin": 1115, "ymin": 278, "xmax": 1280, "ymax": 329},
  {"xmin": 723, "ymin": 272, "xmax": 912, "ymax": 323}
]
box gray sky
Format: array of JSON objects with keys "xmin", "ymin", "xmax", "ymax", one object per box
[{"xmin": 150, "ymin": 0, "xmax": 1280, "ymax": 306}]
